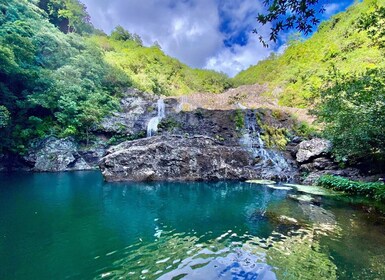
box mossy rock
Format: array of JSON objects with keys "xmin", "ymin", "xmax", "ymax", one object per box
[
  {"xmin": 285, "ymin": 184, "xmax": 339, "ymax": 196},
  {"xmin": 260, "ymin": 124, "xmax": 289, "ymax": 150}
]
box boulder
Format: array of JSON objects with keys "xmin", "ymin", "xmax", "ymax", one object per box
[
  {"xmin": 296, "ymin": 138, "xmax": 331, "ymax": 163},
  {"xmin": 99, "ymin": 135, "xmax": 258, "ymax": 182},
  {"xmin": 24, "ymin": 137, "xmax": 98, "ymax": 172}
]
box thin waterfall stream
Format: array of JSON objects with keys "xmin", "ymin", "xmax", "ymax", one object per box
[
  {"xmin": 240, "ymin": 110, "xmax": 295, "ymax": 182},
  {"xmin": 147, "ymin": 98, "xmax": 165, "ymax": 137}
]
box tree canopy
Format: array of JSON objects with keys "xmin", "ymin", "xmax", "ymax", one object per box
[{"xmin": 256, "ymin": 0, "xmax": 324, "ymax": 46}]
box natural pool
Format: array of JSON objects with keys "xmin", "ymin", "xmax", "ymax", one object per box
[{"xmin": 0, "ymin": 171, "xmax": 384, "ymax": 280}]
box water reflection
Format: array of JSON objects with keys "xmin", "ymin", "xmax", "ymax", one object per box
[{"xmin": 0, "ymin": 172, "xmax": 385, "ymax": 280}]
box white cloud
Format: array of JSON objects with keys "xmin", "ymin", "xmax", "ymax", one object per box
[
  {"xmin": 80, "ymin": 0, "xmax": 279, "ymax": 76},
  {"xmin": 324, "ymin": 3, "xmax": 343, "ymax": 16},
  {"xmin": 205, "ymin": 35, "xmax": 273, "ymax": 77}
]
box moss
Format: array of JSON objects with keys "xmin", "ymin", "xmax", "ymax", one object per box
[
  {"xmin": 214, "ymin": 135, "xmax": 225, "ymax": 142},
  {"xmin": 158, "ymin": 117, "xmax": 181, "ymax": 132},
  {"xmin": 194, "ymin": 108, "xmax": 204, "ymax": 119},
  {"xmin": 107, "ymin": 131, "xmax": 146, "ymax": 145},
  {"xmin": 293, "ymin": 121, "xmax": 318, "ymax": 138},
  {"xmin": 261, "ymin": 124, "xmax": 289, "ymax": 150},
  {"xmin": 233, "ymin": 109, "xmax": 244, "ymax": 131}
]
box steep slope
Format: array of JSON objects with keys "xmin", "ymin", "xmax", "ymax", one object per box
[
  {"xmin": 233, "ymin": 0, "xmax": 385, "ymax": 108},
  {"xmin": 89, "ymin": 35, "xmax": 232, "ymax": 96}
]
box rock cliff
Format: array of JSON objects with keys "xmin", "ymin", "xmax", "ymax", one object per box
[{"xmin": 99, "ymin": 135, "xmax": 258, "ymax": 182}]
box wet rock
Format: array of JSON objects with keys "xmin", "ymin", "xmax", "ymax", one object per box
[
  {"xmin": 100, "ymin": 135, "xmax": 258, "ymax": 182},
  {"xmin": 296, "ymin": 138, "xmax": 331, "ymax": 163}
]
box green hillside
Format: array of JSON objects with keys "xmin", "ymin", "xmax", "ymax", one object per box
[
  {"xmin": 90, "ymin": 35, "xmax": 232, "ymax": 96},
  {"xmin": 233, "ymin": 0, "xmax": 385, "ymax": 108}
]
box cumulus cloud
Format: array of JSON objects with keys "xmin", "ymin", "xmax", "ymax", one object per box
[{"xmin": 205, "ymin": 35, "xmax": 274, "ymax": 77}]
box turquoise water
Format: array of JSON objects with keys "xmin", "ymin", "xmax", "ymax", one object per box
[{"xmin": 1, "ymin": 171, "xmax": 385, "ymax": 279}]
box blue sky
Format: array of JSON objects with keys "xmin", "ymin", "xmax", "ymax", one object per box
[{"xmin": 80, "ymin": 0, "xmax": 354, "ymax": 77}]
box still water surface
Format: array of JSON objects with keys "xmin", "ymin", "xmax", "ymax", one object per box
[{"xmin": 0, "ymin": 171, "xmax": 385, "ymax": 279}]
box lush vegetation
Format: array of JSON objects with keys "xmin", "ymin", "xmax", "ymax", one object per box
[
  {"xmin": 234, "ymin": 0, "xmax": 385, "ymax": 108},
  {"xmin": 0, "ymin": 0, "xmax": 132, "ymax": 153},
  {"xmin": 90, "ymin": 33, "xmax": 232, "ymax": 96},
  {"xmin": 0, "ymin": 0, "xmax": 231, "ymax": 154},
  {"xmin": 315, "ymin": 68, "xmax": 385, "ymax": 162},
  {"xmin": 318, "ymin": 175, "xmax": 385, "ymax": 202}
]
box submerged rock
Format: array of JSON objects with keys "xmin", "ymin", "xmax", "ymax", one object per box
[
  {"xmin": 284, "ymin": 183, "xmax": 338, "ymax": 196},
  {"xmin": 99, "ymin": 135, "xmax": 258, "ymax": 182},
  {"xmin": 246, "ymin": 179, "xmax": 277, "ymax": 185}
]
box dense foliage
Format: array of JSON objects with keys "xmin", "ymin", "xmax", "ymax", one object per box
[
  {"xmin": 315, "ymin": 68, "xmax": 385, "ymax": 162},
  {"xmin": 91, "ymin": 32, "xmax": 232, "ymax": 96},
  {"xmin": 0, "ymin": 0, "xmax": 133, "ymax": 153},
  {"xmin": 318, "ymin": 175, "xmax": 385, "ymax": 202},
  {"xmin": 234, "ymin": 0, "xmax": 385, "ymax": 108}
]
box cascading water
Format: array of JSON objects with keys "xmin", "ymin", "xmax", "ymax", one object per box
[
  {"xmin": 147, "ymin": 99, "xmax": 166, "ymax": 137},
  {"xmin": 240, "ymin": 110, "xmax": 295, "ymax": 182}
]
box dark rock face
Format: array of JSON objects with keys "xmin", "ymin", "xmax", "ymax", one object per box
[
  {"xmin": 158, "ymin": 109, "xmax": 240, "ymax": 145},
  {"xmin": 24, "ymin": 137, "xmax": 106, "ymax": 172},
  {"xmin": 100, "ymin": 135, "xmax": 258, "ymax": 182}
]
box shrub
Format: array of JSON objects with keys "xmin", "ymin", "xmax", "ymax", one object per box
[{"xmin": 318, "ymin": 175, "xmax": 385, "ymax": 202}]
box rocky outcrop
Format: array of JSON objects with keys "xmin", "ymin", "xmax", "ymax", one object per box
[
  {"xmin": 158, "ymin": 109, "xmax": 241, "ymax": 145},
  {"xmin": 99, "ymin": 135, "xmax": 258, "ymax": 182},
  {"xmin": 98, "ymin": 88, "xmax": 155, "ymax": 135},
  {"xmin": 294, "ymin": 138, "xmax": 360, "ymax": 184},
  {"xmin": 296, "ymin": 138, "xmax": 331, "ymax": 163},
  {"xmin": 97, "ymin": 88, "xmax": 179, "ymax": 136},
  {"xmin": 24, "ymin": 137, "xmax": 105, "ymax": 172}
]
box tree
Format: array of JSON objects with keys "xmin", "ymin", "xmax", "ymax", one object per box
[
  {"xmin": 314, "ymin": 68, "xmax": 385, "ymax": 162},
  {"xmin": 0, "ymin": 106, "xmax": 10, "ymax": 128},
  {"xmin": 110, "ymin": 26, "xmax": 133, "ymax": 41},
  {"xmin": 357, "ymin": 4, "xmax": 385, "ymax": 48},
  {"xmin": 39, "ymin": 0, "xmax": 93, "ymax": 34},
  {"xmin": 256, "ymin": 0, "xmax": 325, "ymax": 46}
]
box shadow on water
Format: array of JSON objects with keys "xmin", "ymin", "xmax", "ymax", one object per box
[{"xmin": 0, "ymin": 171, "xmax": 385, "ymax": 279}]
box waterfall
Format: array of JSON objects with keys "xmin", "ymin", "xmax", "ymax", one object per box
[
  {"xmin": 240, "ymin": 110, "xmax": 294, "ymax": 182},
  {"xmin": 147, "ymin": 99, "xmax": 165, "ymax": 137}
]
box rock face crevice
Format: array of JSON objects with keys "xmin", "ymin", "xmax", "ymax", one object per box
[{"xmin": 99, "ymin": 135, "xmax": 258, "ymax": 182}]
